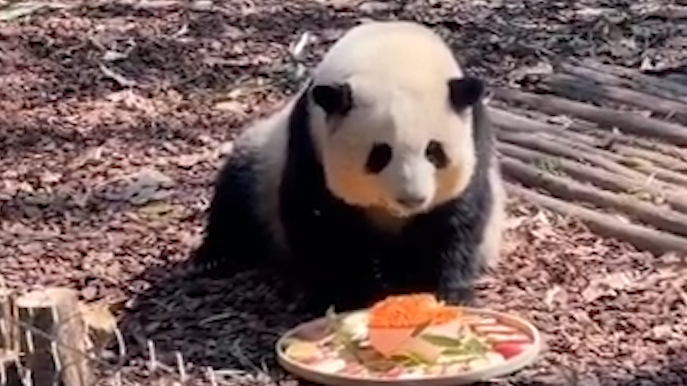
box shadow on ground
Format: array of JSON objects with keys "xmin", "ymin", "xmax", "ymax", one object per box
[{"xmin": 117, "ymin": 259, "xmax": 315, "ymax": 375}]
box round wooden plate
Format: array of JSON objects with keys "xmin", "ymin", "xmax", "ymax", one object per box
[{"xmin": 276, "ymin": 307, "xmax": 543, "ymax": 386}]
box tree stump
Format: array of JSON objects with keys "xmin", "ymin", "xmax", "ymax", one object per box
[
  {"xmin": 16, "ymin": 288, "xmax": 94, "ymax": 386},
  {"xmin": 0, "ymin": 288, "xmax": 21, "ymax": 386}
]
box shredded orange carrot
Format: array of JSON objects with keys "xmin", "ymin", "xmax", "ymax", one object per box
[{"xmin": 368, "ymin": 293, "xmax": 462, "ymax": 328}]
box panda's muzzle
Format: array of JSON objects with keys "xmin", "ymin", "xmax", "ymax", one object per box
[{"xmin": 395, "ymin": 193, "xmax": 427, "ymax": 210}]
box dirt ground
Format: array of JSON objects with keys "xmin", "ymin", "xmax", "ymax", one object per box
[{"xmin": 2, "ymin": 0, "xmax": 687, "ymax": 384}]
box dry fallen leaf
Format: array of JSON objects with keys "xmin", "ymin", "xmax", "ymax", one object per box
[
  {"xmin": 98, "ymin": 168, "xmax": 174, "ymax": 205},
  {"xmin": 80, "ymin": 301, "xmax": 118, "ymax": 332},
  {"xmin": 79, "ymin": 300, "xmax": 118, "ymax": 351},
  {"xmin": 544, "ymin": 285, "xmax": 567, "ymax": 308},
  {"xmin": 582, "ymin": 271, "xmax": 642, "ymax": 303},
  {"xmin": 137, "ymin": 202, "xmax": 183, "ymax": 221}
]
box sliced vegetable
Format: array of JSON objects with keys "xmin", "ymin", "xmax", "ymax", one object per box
[
  {"xmin": 492, "ymin": 342, "xmax": 527, "ymax": 359},
  {"xmin": 285, "ymin": 340, "xmax": 324, "ymax": 362}
]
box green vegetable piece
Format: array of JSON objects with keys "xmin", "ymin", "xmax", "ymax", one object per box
[{"xmin": 420, "ymin": 334, "xmax": 464, "ymax": 347}]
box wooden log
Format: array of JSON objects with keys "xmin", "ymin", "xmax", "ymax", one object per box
[
  {"xmin": 505, "ymin": 182, "xmax": 687, "ymax": 255},
  {"xmin": 494, "ymin": 87, "xmax": 687, "ymax": 147},
  {"xmin": 497, "ymin": 143, "xmax": 687, "ymax": 214},
  {"xmin": 493, "ymin": 118, "xmax": 687, "ymax": 173},
  {"xmin": 497, "ymin": 130, "xmax": 650, "ymax": 180},
  {"xmin": 16, "ymin": 288, "xmax": 94, "ymax": 386},
  {"xmin": 537, "ymin": 73, "xmax": 687, "ymax": 125},
  {"xmin": 498, "ymin": 144, "xmax": 631, "ymax": 191},
  {"xmin": 501, "ymin": 157, "xmax": 687, "ymax": 238},
  {"xmin": 664, "ymin": 73, "xmax": 687, "ymax": 86},
  {"xmin": 488, "ymin": 108, "xmax": 559, "ymax": 133},
  {"xmin": 558, "ymin": 62, "xmax": 687, "ymax": 104},
  {"xmin": 604, "ymin": 143, "xmax": 687, "ymax": 173},
  {"xmin": 578, "ymin": 60, "xmax": 687, "ymax": 100},
  {"xmin": 539, "ymin": 127, "xmax": 687, "ymax": 172},
  {"xmin": 530, "ymin": 130, "xmax": 687, "ymax": 188},
  {"xmin": 491, "ymin": 106, "xmax": 687, "ymax": 169},
  {"xmin": 497, "ymin": 104, "xmax": 687, "ymax": 161},
  {"xmin": 0, "ymin": 289, "xmax": 17, "ymax": 352},
  {"xmin": 491, "ymin": 107, "xmax": 632, "ymax": 158}
]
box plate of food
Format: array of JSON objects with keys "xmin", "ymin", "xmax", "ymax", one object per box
[{"xmin": 276, "ymin": 294, "xmax": 542, "ymax": 386}]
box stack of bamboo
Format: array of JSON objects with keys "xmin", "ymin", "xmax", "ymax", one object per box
[{"xmin": 491, "ymin": 59, "xmax": 687, "ymax": 256}]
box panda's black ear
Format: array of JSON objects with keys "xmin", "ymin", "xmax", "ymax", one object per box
[
  {"xmin": 311, "ymin": 83, "xmax": 353, "ymax": 116},
  {"xmin": 448, "ymin": 77, "xmax": 484, "ymax": 111}
]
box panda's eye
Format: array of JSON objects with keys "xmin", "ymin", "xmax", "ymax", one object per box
[
  {"xmin": 426, "ymin": 140, "xmax": 448, "ymax": 169},
  {"xmin": 366, "ymin": 143, "xmax": 392, "ymax": 174}
]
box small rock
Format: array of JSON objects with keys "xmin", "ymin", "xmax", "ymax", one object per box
[
  {"xmin": 82, "ymin": 287, "xmax": 98, "ymax": 301},
  {"xmin": 214, "ymin": 100, "xmax": 244, "ymax": 113},
  {"xmin": 191, "ymin": 0, "xmax": 213, "ymax": 10}
]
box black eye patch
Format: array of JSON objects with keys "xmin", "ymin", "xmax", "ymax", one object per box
[
  {"xmin": 426, "ymin": 140, "xmax": 449, "ymax": 169},
  {"xmin": 366, "ymin": 143, "xmax": 393, "ymax": 174}
]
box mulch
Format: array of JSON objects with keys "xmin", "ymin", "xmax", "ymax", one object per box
[{"xmin": 2, "ymin": 0, "xmax": 687, "ymax": 384}]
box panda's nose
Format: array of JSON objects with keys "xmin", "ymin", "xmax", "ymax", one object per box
[{"xmin": 396, "ymin": 194, "xmax": 426, "ymax": 209}]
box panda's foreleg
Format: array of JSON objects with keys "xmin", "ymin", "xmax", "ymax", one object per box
[
  {"xmin": 434, "ymin": 156, "xmax": 502, "ymax": 305},
  {"xmin": 290, "ymin": 236, "xmax": 382, "ymax": 313},
  {"xmin": 435, "ymin": 240, "xmax": 480, "ymax": 306},
  {"xmin": 192, "ymin": 155, "xmax": 272, "ymax": 274},
  {"xmin": 401, "ymin": 198, "xmax": 489, "ymax": 306},
  {"xmin": 280, "ymin": 203, "xmax": 384, "ymax": 313}
]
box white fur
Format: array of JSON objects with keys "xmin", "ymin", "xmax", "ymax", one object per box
[
  {"xmin": 230, "ymin": 99, "xmax": 293, "ymax": 256},
  {"xmin": 307, "ymin": 21, "xmax": 477, "ymax": 219},
  {"xmin": 480, "ymin": 160, "xmax": 506, "ymax": 267}
]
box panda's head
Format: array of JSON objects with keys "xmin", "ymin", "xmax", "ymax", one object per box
[{"xmin": 307, "ymin": 74, "xmax": 483, "ymax": 218}]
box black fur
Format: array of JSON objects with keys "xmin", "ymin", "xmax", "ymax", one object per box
[
  {"xmin": 192, "ymin": 147, "xmax": 277, "ymax": 272},
  {"xmin": 194, "ymin": 80, "xmax": 496, "ymax": 314},
  {"xmin": 278, "ymin": 84, "xmax": 495, "ymax": 313},
  {"xmin": 448, "ymin": 77, "xmax": 484, "ymax": 110},
  {"xmin": 311, "ymin": 83, "xmax": 353, "ymax": 117}
]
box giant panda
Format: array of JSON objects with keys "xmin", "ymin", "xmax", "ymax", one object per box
[{"xmin": 193, "ymin": 20, "xmax": 506, "ymax": 314}]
